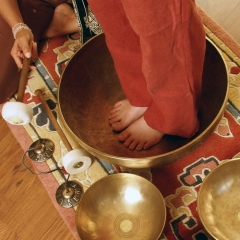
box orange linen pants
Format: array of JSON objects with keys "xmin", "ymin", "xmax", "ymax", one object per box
[{"xmin": 88, "ymin": 0, "xmax": 206, "ymax": 138}]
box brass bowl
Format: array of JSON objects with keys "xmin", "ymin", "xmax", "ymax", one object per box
[
  {"xmin": 58, "ymin": 33, "xmax": 228, "ymax": 168},
  {"xmin": 197, "ymin": 159, "xmax": 240, "ymax": 239},
  {"xmin": 75, "ymin": 173, "xmax": 166, "ymax": 240}
]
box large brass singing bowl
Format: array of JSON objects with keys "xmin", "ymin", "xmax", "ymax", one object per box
[
  {"xmin": 58, "ymin": 33, "xmax": 228, "ymax": 168},
  {"xmin": 197, "ymin": 159, "xmax": 240, "ymax": 239},
  {"xmin": 75, "ymin": 173, "xmax": 166, "ymax": 239}
]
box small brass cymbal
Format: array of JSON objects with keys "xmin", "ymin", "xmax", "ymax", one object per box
[
  {"xmin": 56, "ymin": 181, "xmax": 83, "ymax": 208},
  {"xmin": 28, "ymin": 139, "xmax": 54, "ymax": 162},
  {"xmin": 76, "ymin": 173, "xmax": 166, "ymax": 240},
  {"xmin": 197, "ymin": 159, "xmax": 240, "ymax": 239}
]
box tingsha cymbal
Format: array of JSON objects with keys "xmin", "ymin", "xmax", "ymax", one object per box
[
  {"xmin": 28, "ymin": 139, "xmax": 54, "ymax": 162},
  {"xmin": 56, "ymin": 181, "xmax": 83, "ymax": 208},
  {"xmin": 76, "ymin": 173, "xmax": 166, "ymax": 240}
]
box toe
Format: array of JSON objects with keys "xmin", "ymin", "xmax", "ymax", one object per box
[
  {"xmin": 113, "ymin": 101, "xmax": 122, "ymax": 107},
  {"xmin": 108, "ymin": 111, "xmax": 118, "ymax": 120},
  {"xmin": 124, "ymin": 138, "xmax": 134, "ymax": 148},
  {"xmin": 143, "ymin": 141, "xmax": 152, "ymax": 150},
  {"xmin": 118, "ymin": 130, "xmax": 131, "ymax": 142},
  {"xmin": 135, "ymin": 140, "xmax": 146, "ymax": 151},
  {"xmin": 128, "ymin": 140, "xmax": 139, "ymax": 150},
  {"xmin": 109, "ymin": 115, "xmax": 120, "ymax": 124},
  {"xmin": 112, "ymin": 121, "xmax": 126, "ymax": 131}
]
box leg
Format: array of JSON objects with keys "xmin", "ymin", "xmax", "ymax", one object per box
[
  {"xmin": 42, "ymin": 3, "xmax": 79, "ymax": 39},
  {"xmin": 88, "ymin": 0, "xmax": 163, "ymax": 150},
  {"xmin": 118, "ymin": 0, "xmax": 206, "ymax": 150},
  {"xmin": 89, "ymin": 0, "xmax": 206, "ymax": 150},
  {"xmin": 120, "ymin": 0, "xmax": 206, "ymax": 137},
  {"xmin": 88, "ymin": 0, "xmax": 152, "ymax": 106},
  {"xmin": 19, "ymin": 0, "xmax": 69, "ymax": 41},
  {"xmin": 88, "ymin": 0, "xmax": 153, "ymax": 132}
]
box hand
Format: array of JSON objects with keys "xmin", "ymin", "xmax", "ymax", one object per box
[{"xmin": 10, "ymin": 28, "xmax": 38, "ymax": 70}]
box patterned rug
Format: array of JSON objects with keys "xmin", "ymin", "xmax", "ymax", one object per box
[{"xmin": 2, "ymin": 7, "xmax": 240, "ymax": 240}]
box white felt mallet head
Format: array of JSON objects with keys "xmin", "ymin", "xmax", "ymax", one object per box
[
  {"xmin": 1, "ymin": 101, "xmax": 33, "ymax": 125},
  {"xmin": 62, "ymin": 149, "xmax": 92, "ymax": 174},
  {"xmin": 2, "ymin": 43, "xmax": 33, "ymax": 125}
]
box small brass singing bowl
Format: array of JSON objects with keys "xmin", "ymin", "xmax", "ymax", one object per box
[
  {"xmin": 58, "ymin": 33, "xmax": 228, "ymax": 168},
  {"xmin": 75, "ymin": 173, "xmax": 166, "ymax": 240},
  {"xmin": 197, "ymin": 159, "xmax": 240, "ymax": 239}
]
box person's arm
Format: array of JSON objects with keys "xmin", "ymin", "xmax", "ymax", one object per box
[
  {"xmin": 0, "ymin": 0, "xmax": 37, "ymax": 69},
  {"xmin": 0, "ymin": 0, "xmax": 23, "ymax": 27}
]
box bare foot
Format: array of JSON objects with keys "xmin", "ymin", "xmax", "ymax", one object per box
[
  {"xmin": 119, "ymin": 116, "xmax": 164, "ymax": 150},
  {"xmin": 109, "ymin": 99, "xmax": 147, "ymax": 131},
  {"xmin": 42, "ymin": 3, "xmax": 79, "ymax": 39}
]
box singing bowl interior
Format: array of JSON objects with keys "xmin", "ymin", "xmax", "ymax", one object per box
[
  {"xmin": 58, "ymin": 33, "xmax": 228, "ymax": 168},
  {"xmin": 75, "ymin": 174, "xmax": 166, "ymax": 240},
  {"xmin": 197, "ymin": 159, "xmax": 240, "ymax": 239}
]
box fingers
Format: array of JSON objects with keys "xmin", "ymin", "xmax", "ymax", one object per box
[
  {"xmin": 11, "ymin": 40, "xmax": 24, "ymax": 69},
  {"xmin": 11, "ymin": 40, "xmax": 38, "ymax": 70},
  {"xmin": 10, "ymin": 28, "xmax": 37, "ymax": 70},
  {"xmin": 31, "ymin": 41, "xmax": 38, "ymax": 62}
]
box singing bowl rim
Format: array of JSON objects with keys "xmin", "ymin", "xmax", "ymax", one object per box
[
  {"xmin": 58, "ymin": 35, "xmax": 229, "ymax": 168},
  {"xmin": 75, "ymin": 173, "xmax": 167, "ymax": 239},
  {"xmin": 197, "ymin": 158, "xmax": 240, "ymax": 239}
]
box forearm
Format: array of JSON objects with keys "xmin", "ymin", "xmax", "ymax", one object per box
[{"xmin": 0, "ymin": 0, "xmax": 23, "ymax": 28}]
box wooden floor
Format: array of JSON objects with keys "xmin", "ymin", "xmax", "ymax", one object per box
[
  {"xmin": 196, "ymin": 0, "xmax": 240, "ymax": 43},
  {"xmin": 0, "ymin": 2, "xmax": 240, "ymax": 240},
  {"xmin": 0, "ymin": 115, "xmax": 74, "ymax": 240}
]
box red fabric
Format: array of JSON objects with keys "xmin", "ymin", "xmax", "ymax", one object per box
[{"xmin": 88, "ymin": 0, "xmax": 206, "ymax": 138}]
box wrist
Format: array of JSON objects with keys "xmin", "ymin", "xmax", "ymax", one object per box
[{"xmin": 12, "ymin": 23, "xmax": 32, "ymax": 39}]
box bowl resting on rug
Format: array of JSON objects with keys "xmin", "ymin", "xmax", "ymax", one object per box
[
  {"xmin": 58, "ymin": 33, "xmax": 228, "ymax": 168},
  {"xmin": 75, "ymin": 173, "xmax": 166, "ymax": 240},
  {"xmin": 197, "ymin": 159, "xmax": 240, "ymax": 239}
]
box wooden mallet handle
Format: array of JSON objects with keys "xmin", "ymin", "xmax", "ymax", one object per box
[
  {"xmin": 34, "ymin": 89, "xmax": 73, "ymax": 152},
  {"xmin": 17, "ymin": 41, "xmax": 33, "ymax": 102}
]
